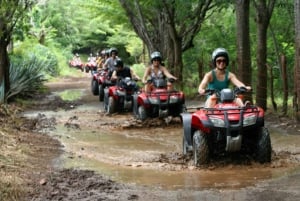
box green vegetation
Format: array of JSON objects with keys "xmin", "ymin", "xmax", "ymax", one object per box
[{"xmin": 0, "ymin": 0, "xmax": 298, "ymax": 114}]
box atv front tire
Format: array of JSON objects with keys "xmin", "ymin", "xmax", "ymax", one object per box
[
  {"xmin": 193, "ymin": 130, "xmax": 209, "ymax": 166},
  {"xmin": 138, "ymin": 105, "xmax": 147, "ymax": 121},
  {"xmin": 107, "ymin": 96, "xmax": 116, "ymax": 114},
  {"xmin": 91, "ymin": 79, "xmax": 99, "ymax": 95},
  {"xmin": 99, "ymin": 84, "xmax": 104, "ymax": 102},
  {"xmin": 255, "ymin": 127, "xmax": 271, "ymax": 163},
  {"xmin": 182, "ymin": 135, "xmax": 189, "ymax": 155}
]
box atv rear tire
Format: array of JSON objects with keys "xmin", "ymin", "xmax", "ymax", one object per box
[
  {"xmin": 193, "ymin": 130, "xmax": 209, "ymax": 166},
  {"xmin": 91, "ymin": 80, "xmax": 99, "ymax": 95},
  {"xmin": 138, "ymin": 105, "xmax": 147, "ymax": 121},
  {"xmin": 99, "ymin": 85, "xmax": 104, "ymax": 102},
  {"xmin": 255, "ymin": 127, "xmax": 271, "ymax": 163},
  {"xmin": 107, "ymin": 96, "xmax": 116, "ymax": 114}
]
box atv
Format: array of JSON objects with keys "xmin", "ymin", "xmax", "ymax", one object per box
[
  {"xmin": 84, "ymin": 60, "xmax": 97, "ymax": 73},
  {"xmin": 181, "ymin": 87, "xmax": 271, "ymax": 166},
  {"xmin": 103, "ymin": 77, "xmax": 139, "ymax": 114},
  {"xmin": 90, "ymin": 69, "xmax": 114, "ymax": 100},
  {"xmin": 133, "ymin": 78, "xmax": 185, "ymax": 121},
  {"xmin": 68, "ymin": 59, "xmax": 84, "ymax": 70}
]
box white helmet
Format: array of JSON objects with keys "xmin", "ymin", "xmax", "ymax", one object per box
[
  {"xmin": 150, "ymin": 51, "xmax": 162, "ymax": 62},
  {"xmin": 211, "ymin": 48, "xmax": 229, "ymax": 67}
]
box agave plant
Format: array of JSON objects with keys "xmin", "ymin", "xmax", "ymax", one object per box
[{"xmin": 5, "ymin": 56, "xmax": 48, "ymax": 101}]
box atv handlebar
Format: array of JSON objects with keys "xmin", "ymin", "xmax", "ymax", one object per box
[{"xmin": 204, "ymin": 87, "xmax": 251, "ymax": 96}]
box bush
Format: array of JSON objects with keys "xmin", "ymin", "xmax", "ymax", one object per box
[{"xmin": 5, "ymin": 56, "xmax": 48, "ymax": 101}]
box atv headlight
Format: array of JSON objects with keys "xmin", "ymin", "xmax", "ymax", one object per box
[
  {"xmin": 243, "ymin": 114, "xmax": 257, "ymax": 126},
  {"xmin": 148, "ymin": 97, "xmax": 159, "ymax": 104},
  {"xmin": 209, "ymin": 117, "xmax": 225, "ymax": 127},
  {"xmin": 169, "ymin": 96, "xmax": 179, "ymax": 103}
]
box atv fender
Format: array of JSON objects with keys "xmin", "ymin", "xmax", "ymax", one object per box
[{"xmin": 181, "ymin": 113, "xmax": 192, "ymax": 147}]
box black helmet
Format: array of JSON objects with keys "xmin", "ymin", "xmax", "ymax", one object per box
[
  {"xmin": 114, "ymin": 58, "xmax": 123, "ymax": 68},
  {"xmin": 212, "ymin": 48, "xmax": 229, "ymax": 67},
  {"xmin": 150, "ymin": 51, "xmax": 162, "ymax": 62},
  {"xmin": 109, "ymin": 47, "xmax": 118, "ymax": 56}
]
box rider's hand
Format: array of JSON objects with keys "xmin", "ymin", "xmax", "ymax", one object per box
[
  {"xmin": 245, "ymin": 86, "xmax": 252, "ymax": 91},
  {"xmin": 199, "ymin": 88, "xmax": 205, "ymax": 95}
]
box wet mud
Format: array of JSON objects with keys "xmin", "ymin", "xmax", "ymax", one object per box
[{"xmin": 24, "ymin": 73, "xmax": 300, "ymax": 201}]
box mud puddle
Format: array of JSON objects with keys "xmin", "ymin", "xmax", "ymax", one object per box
[{"xmin": 22, "ymin": 101, "xmax": 300, "ymax": 191}]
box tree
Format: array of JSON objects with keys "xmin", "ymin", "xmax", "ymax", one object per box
[
  {"xmin": 0, "ymin": 0, "xmax": 35, "ymax": 103},
  {"xmin": 253, "ymin": 0, "xmax": 276, "ymax": 111},
  {"xmin": 119, "ymin": 0, "xmax": 215, "ymax": 82},
  {"xmin": 235, "ymin": 0, "xmax": 252, "ymax": 101},
  {"xmin": 295, "ymin": 0, "xmax": 300, "ymax": 121}
]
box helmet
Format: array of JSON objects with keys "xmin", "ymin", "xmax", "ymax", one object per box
[
  {"xmin": 114, "ymin": 58, "xmax": 123, "ymax": 68},
  {"xmin": 150, "ymin": 51, "xmax": 162, "ymax": 62},
  {"xmin": 211, "ymin": 48, "xmax": 229, "ymax": 66},
  {"xmin": 109, "ymin": 47, "xmax": 118, "ymax": 56},
  {"xmin": 105, "ymin": 49, "xmax": 110, "ymax": 56}
]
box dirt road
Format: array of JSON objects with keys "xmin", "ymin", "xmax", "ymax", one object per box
[{"xmin": 23, "ymin": 73, "xmax": 300, "ymax": 201}]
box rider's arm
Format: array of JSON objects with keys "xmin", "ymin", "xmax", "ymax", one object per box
[
  {"xmin": 103, "ymin": 58, "xmax": 110, "ymax": 69},
  {"xmin": 229, "ymin": 72, "xmax": 252, "ymax": 91},
  {"xmin": 162, "ymin": 67, "xmax": 177, "ymax": 80},
  {"xmin": 142, "ymin": 67, "xmax": 150, "ymax": 84},
  {"xmin": 111, "ymin": 70, "xmax": 118, "ymax": 81},
  {"xmin": 198, "ymin": 72, "xmax": 212, "ymax": 95},
  {"xmin": 130, "ymin": 69, "xmax": 141, "ymax": 80}
]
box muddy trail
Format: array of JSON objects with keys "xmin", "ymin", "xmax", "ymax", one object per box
[{"xmin": 23, "ymin": 73, "xmax": 300, "ymax": 201}]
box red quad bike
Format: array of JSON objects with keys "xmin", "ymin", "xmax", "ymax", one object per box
[
  {"xmin": 68, "ymin": 60, "xmax": 84, "ymax": 70},
  {"xmin": 84, "ymin": 60, "xmax": 97, "ymax": 73},
  {"xmin": 181, "ymin": 87, "xmax": 271, "ymax": 166},
  {"xmin": 90, "ymin": 69, "xmax": 114, "ymax": 101},
  {"xmin": 133, "ymin": 78, "xmax": 185, "ymax": 121},
  {"xmin": 103, "ymin": 77, "xmax": 139, "ymax": 114}
]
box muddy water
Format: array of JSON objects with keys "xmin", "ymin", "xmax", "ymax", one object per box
[
  {"xmin": 22, "ymin": 75, "xmax": 300, "ymax": 192},
  {"xmin": 23, "ymin": 103, "xmax": 300, "ymax": 191}
]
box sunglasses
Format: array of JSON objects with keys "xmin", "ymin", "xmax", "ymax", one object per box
[{"xmin": 216, "ymin": 59, "xmax": 226, "ymax": 64}]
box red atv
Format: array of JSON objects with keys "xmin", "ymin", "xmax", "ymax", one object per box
[
  {"xmin": 103, "ymin": 77, "xmax": 139, "ymax": 114},
  {"xmin": 181, "ymin": 87, "xmax": 271, "ymax": 166},
  {"xmin": 68, "ymin": 59, "xmax": 84, "ymax": 70},
  {"xmin": 90, "ymin": 69, "xmax": 114, "ymax": 101},
  {"xmin": 133, "ymin": 78, "xmax": 185, "ymax": 121},
  {"xmin": 84, "ymin": 60, "xmax": 97, "ymax": 73}
]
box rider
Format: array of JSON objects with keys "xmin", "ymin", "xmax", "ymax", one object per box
[
  {"xmin": 96, "ymin": 49, "xmax": 106, "ymax": 70},
  {"xmin": 103, "ymin": 47, "xmax": 119, "ymax": 78},
  {"xmin": 72, "ymin": 53, "xmax": 81, "ymax": 62},
  {"xmin": 142, "ymin": 51, "xmax": 177, "ymax": 92},
  {"xmin": 198, "ymin": 47, "xmax": 251, "ymax": 108},
  {"xmin": 87, "ymin": 53, "xmax": 95, "ymax": 62},
  {"xmin": 111, "ymin": 58, "xmax": 141, "ymax": 82}
]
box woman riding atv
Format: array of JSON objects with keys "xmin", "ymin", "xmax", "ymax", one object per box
[{"xmin": 198, "ymin": 48, "xmax": 251, "ymax": 108}]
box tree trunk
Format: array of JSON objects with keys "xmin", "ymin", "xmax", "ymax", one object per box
[
  {"xmin": 281, "ymin": 54, "xmax": 288, "ymax": 115},
  {"xmin": 256, "ymin": 22, "xmax": 268, "ymax": 110},
  {"xmin": 0, "ymin": 38, "xmax": 10, "ymax": 104},
  {"xmin": 269, "ymin": 64, "xmax": 277, "ymax": 111},
  {"xmin": 253, "ymin": 0, "xmax": 275, "ymax": 111},
  {"xmin": 294, "ymin": 0, "xmax": 300, "ymax": 121},
  {"xmin": 235, "ymin": 0, "xmax": 252, "ymax": 102}
]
